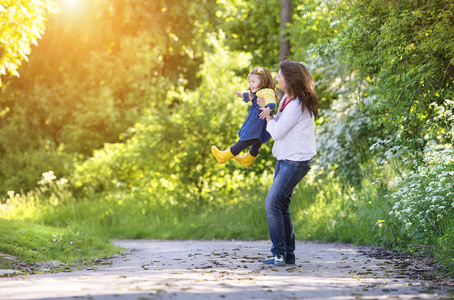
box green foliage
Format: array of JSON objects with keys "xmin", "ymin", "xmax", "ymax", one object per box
[
  {"xmin": 0, "ymin": 0, "xmax": 59, "ymax": 86},
  {"xmin": 71, "ymin": 37, "xmax": 275, "ymax": 205},
  {"xmin": 315, "ymin": 91, "xmax": 376, "ymax": 185},
  {"xmin": 0, "ymin": 0, "xmax": 220, "ymax": 196},
  {"xmin": 291, "ymin": 177, "xmax": 406, "ymax": 248},
  {"xmin": 332, "ymin": 0, "xmax": 454, "ymax": 143},
  {"xmin": 289, "ymin": 0, "xmax": 340, "ymax": 64},
  {"xmin": 372, "ymin": 100, "xmax": 454, "ymax": 244},
  {"xmin": 0, "ymin": 143, "xmax": 76, "ymax": 197},
  {"xmin": 314, "ymin": 0, "xmax": 454, "ymax": 270},
  {"xmin": 218, "ymin": 0, "xmax": 281, "ymax": 68}
]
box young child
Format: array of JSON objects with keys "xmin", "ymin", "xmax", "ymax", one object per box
[{"xmin": 212, "ymin": 67, "xmax": 276, "ymax": 168}]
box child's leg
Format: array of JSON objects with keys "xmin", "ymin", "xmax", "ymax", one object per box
[
  {"xmin": 230, "ymin": 139, "xmax": 261, "ymax": 156},
  {"xmin": 249, "ymin": 142, "xmax": 262, "ymax": 157},
  {"xmin": 233, "ymin": 139, "xmax": 262, "ymax": 168}
]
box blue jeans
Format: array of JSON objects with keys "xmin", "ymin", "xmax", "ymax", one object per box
[{"xmin": 265, "ymin": 159, "xmax": 312, "ymax": 258}]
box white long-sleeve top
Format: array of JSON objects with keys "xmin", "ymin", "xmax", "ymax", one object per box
[{"xmin": 266, "ymin": 96, "xmax": 316, "ymax": 161}]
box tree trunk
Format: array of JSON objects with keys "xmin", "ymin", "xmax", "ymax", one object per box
[{"xmin": 279, "ymin": 0, "xmax": 291, "ymax": 61}]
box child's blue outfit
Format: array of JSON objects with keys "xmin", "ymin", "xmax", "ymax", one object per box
[
  {"xmin": 210, "ymin": 87, "xmax": 276, "ymax": 168},
  {"xmin": 238, "ymin": 88, "xmax": 276, "ymax": 145}
]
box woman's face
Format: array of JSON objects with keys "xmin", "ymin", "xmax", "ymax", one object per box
[{"xmin": 276, "ymin": 70, "xmax": 286, "ymax": 92}]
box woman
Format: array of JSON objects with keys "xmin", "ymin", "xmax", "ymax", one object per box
[{"xmin": 259, "ymin": 58, "xmax": 318, "ymax": 266}]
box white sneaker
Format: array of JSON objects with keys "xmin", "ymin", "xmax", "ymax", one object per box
[{"xmin": 274, "ymin": 254, "xmax": 286, "ymax": 266}]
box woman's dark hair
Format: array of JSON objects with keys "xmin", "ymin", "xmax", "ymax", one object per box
[{"xmin": 279, "ymin": 59, "xmax": 318, "ymax": 118}]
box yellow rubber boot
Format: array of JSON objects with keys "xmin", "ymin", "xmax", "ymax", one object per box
[
  {"xmin": 211, "ymin": 146, "xmax": 235, "ymax": 164},
  {"xmin": 234, "ymin": 152, "xmax": 259, "ymax": 168}
]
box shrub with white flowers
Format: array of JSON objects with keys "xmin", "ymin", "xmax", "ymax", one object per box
[
  {"xmin": 316, "ymin": 92, "xmax": 375, "ymax": 185},
  {"xmin": 389, "ymin": 145, "xmax": 453, "ymax": 237},
  {"xmin": 383, "ymin": 100, "xmax": 454, "ymax": 241}
]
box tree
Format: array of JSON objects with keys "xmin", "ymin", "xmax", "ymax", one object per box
[
  {"xmin": 279, "ymin": 0, "xmax": 291, "ymax": 61},
  {"xmin": 0, "ymin": 0, "xmax": 59, "ymax": 86}
]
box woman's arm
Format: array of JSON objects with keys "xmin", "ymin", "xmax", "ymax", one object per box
[{"xmin": 266, "ymin": 103, "xmax": 301, "ymax": 140}]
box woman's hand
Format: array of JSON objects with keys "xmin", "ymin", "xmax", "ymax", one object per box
[
  {"xmin": 259, "ymin": 106, "xmax": 272, "ymax": 119},
  {"xmin": 256, "ymin": 97, "xmax": 266, "ymax": 108},
  {"xmin": 236, "ymin": 91, "xmax": 243, "ymax": 98}
]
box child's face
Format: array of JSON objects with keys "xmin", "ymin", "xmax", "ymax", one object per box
[{"xmin": 248, "ymin": 74, "xmax": 262, "ymax": 93}]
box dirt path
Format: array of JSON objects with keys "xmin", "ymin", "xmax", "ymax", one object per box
[{"xmin": 1, "ymin": 240, "xmax": 453, "ymax": 299}]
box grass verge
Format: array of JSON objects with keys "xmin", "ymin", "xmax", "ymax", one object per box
[{"xmin": 0, "ymin": 218, "xmax": 121, "ymax": 273}]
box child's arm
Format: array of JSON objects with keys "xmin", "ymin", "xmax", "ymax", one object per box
[
  {"xmin": 257, "ymin": 89, "xmax": 276, "ymax": 104},
  {"xmin": 237, "ymin": 91, "xmax": 250, "ymax": 103}
]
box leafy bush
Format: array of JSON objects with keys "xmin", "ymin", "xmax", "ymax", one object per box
[
  {"xmin": 379, "ymin": 100, "xmax": 454, "ymax": 243},
  {"xmin": 331, "ymin": 0, "xmax": 454, "ymax": 142},
  {"xmin": 315, "ymin": 92, "xmax": 375, "ymax": 185},
  {"xmin": 0, "ymin": 142, "xmax": 76, "ymax": 199},
  {"xmin": 367, "ymin": 100, "xmax": 454, "ymax": 270},
  {"xmin": 0, "ymin": 32, "xmax": 168, "ymax": 197},
  {"xmin": 386, "ymin": 144, "xmax": 453, "ymax": 241},
  {"xmin": 312, "ymin": 0, "xmax": 454, "ymax": 269}
]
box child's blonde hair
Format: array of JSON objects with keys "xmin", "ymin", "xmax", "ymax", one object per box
[{"xmin": 247, "ymin": 67, "xmax": 275, "ymax": 93}]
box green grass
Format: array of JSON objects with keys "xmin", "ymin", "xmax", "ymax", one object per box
[
  {"xmin": 7, "ymin": 192, "xmax": 271, "ymax": 240},
  {"xmin": 290, "ymin": 180, "xmax": 405, "ymax": 248},
  {"xmin": 0, "ymin": 219, "xmax": 121, "ymax": 271},
  {"xmin": 0, "ymin": 175, "xmax": 395, "ymax": 246}
]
